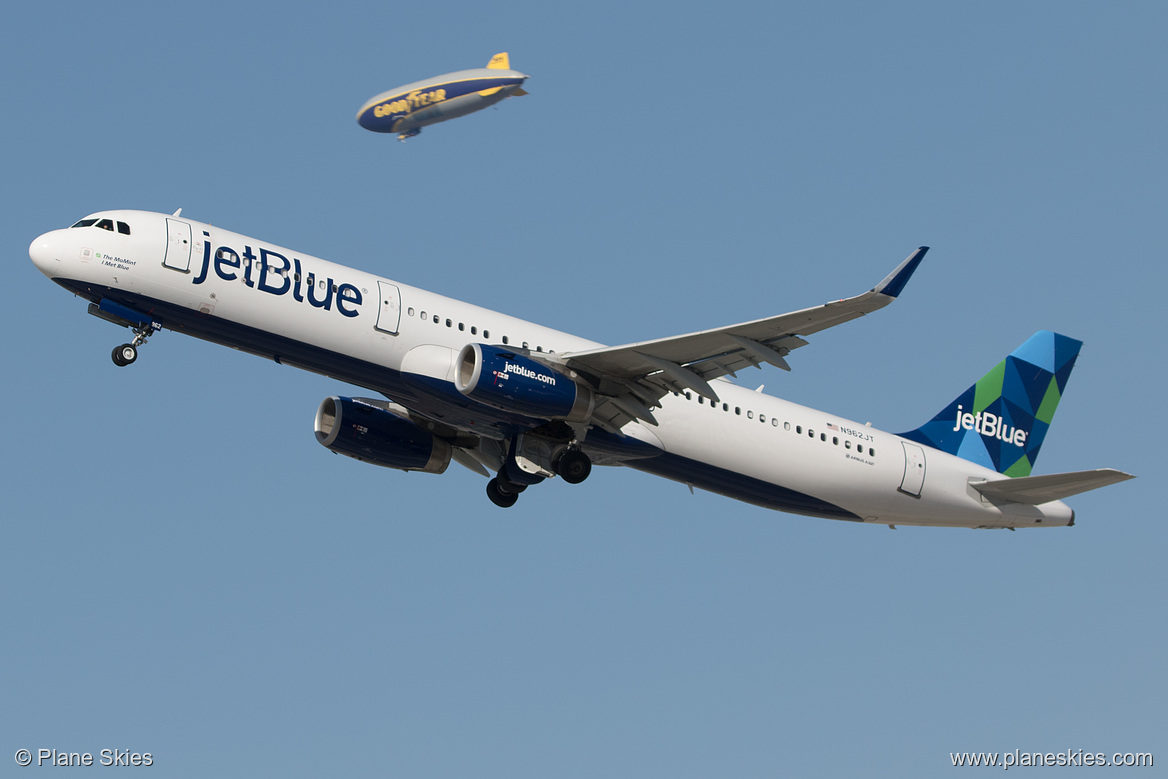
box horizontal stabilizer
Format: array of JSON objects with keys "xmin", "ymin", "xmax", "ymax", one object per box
[{"xmin": 971, "ymin": 468, "xmax": 1134, "ymax": 505}]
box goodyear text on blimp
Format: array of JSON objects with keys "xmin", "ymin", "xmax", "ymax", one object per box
[{"xmin": 374, "ymin": 89, "xmax": 447, "ymax": 118}]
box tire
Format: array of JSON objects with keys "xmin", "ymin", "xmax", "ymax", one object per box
[
  {"xmin": 556, "ymin": 449, "xmax": 592, "ymax": 485},
  {"xmin": 486, "ymin": 478, "xmax": 519, "ymax": 508},
  {"xmin": 112, "ymin": 344, "xmax": 137, "ymax": 366}
]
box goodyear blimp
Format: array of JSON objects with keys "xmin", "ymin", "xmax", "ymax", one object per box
[{"xmin": 357, "ymin": 52, "xmax": 529, "ymax": 141}]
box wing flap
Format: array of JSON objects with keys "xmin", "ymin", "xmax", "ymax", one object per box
[
  {"xmin": 970, "ymin": 469, "xmax": 1135, "ymax": 505},
  {"xmin": 560, "ymin": 248, "xmax": 926, "ymax": 395}
]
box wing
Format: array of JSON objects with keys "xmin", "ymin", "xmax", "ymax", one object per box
[{"xmin": 552, "ymin": 247, "xmax": 928, "ymax": 432}]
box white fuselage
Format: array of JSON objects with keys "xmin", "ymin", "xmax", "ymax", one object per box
[{"xmin": 30, "ymin": 210, "xmax": 1074, "ymax": 529}]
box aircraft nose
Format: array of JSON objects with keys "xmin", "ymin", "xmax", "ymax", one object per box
[{"xmin": 29, "ymin": 232, "xmax": 61, "ymax": 277}]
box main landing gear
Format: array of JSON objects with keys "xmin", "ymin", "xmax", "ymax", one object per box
[
  {"xmin": 485, "ymin": 446, "xmax": 593, "ymax": 508},
  {"xmin": 486, "ymin": 477, "xmax": 525, "ymax": 508},
  {"xmin": 111, "ymin": 322, "xmax": 155, "ymax": 367},
  {"xmin": 555, "ymin": 448, "xmax": 592, "ymax": 484}
]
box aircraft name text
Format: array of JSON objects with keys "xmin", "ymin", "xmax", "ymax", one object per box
[{"xmin": 97, "ymin": 252, "xmax": 136, "ymax": 271}]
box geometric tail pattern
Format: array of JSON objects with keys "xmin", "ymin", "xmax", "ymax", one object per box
[{"xmin": 900, "ymin": 331, "xmax": 1082, "ymax": 476}]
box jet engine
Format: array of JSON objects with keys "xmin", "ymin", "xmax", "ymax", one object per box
[
  {"xmin": 455, "ymin": 344, "xmax": 593, "ymax": 422},
  {"xmin": 314, "ymin": 396, "xmax": 450, "ymax": 473}
]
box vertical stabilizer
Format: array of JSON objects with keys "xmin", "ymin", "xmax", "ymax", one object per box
[
  {"xmin": 901, "ymin": 331, "xmax": 1082, "ymax": 476},
  {"xmin": 487, "ymin": 52, "xmax": 511, "ymax": 69}
]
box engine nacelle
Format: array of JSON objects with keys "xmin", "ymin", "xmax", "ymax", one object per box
[
  {"xmin": 314, "ymin": 396, "xmax": 450, "ymax": 473},
  {"xmin": 455, "ymin": 344, "xmax": 594, "ymax": 422}
]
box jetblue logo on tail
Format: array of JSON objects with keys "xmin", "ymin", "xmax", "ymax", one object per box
[
  {"xmin": 902, "ymin": 331, "xmax": 1082, "ymax": 476},
  {"xmin": 951, "ymin": 405, "xmax": 1028, "ymax": 448}
]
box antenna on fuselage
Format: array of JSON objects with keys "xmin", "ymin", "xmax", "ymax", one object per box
[{"xmin": 172, "ymin": 208, "xmax": 182, "ymax": 216}]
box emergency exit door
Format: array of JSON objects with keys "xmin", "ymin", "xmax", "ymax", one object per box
[{"xmin": 375, "ymin": 281, "xmax": 402, "ymax": 334}]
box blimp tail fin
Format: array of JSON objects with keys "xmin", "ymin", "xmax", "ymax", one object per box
[{"xmin": 487, "ymin": 52, "xmax": 511, "ymax": 70}]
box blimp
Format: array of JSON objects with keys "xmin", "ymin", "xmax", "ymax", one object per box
[{"xmin": 357, "ymin": 52, "xmax": 529, "ymax": 141}]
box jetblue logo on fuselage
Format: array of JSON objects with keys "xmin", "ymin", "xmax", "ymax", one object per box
[
  {"xmin": 191, "ymin": 239, "xmax": 362, "ymax": 318},
  {"xmin": 951, "ymin": 404, "xmax": 1028, "ymax": 447}
]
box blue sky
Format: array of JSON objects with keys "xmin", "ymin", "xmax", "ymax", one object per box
[{"xmin": 3, "ymin": 1, "xmax": 1163, "ymax": 776}]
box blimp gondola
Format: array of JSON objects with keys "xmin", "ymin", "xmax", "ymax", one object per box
[{"xmin": 356, "ymin": 52, "xmax": 529, "ymax": 141}]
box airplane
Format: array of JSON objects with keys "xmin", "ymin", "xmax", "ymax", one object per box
[
  {"xmin": 29, "ymin": 210, "xmax": 1134, "ymax": 528},
  {"xmin": 356, "ymin": 52, "xmax": 529, "ymax": 141}
]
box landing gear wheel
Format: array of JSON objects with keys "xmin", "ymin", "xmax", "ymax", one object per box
[
  {"xmin": 112, "ymin": 343, "xmax": 137, "ymax": 367},
  {"xmin": 486, "ymin": 477, "xmax": 520, "ymax": 508},
  {"xmin": 555, "ymin": 449, "xmax": 592, "ymax": 484}
]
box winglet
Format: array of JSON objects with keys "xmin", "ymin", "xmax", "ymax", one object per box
[
  {"xmin": 487, "ymin": 52, "xmax": 510, "ymax": 69},
  {"xmin": 873, "ymin": 246, "xmax": 928, "ymax": 298}
]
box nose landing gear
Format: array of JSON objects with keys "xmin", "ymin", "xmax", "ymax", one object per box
[
  {"xmin": 111, "ymin": 322, "xmax": 156, "ymax": 367},
  {"xmin": 111, "ymin": 343, "xmax": 138, "ymax": 366}
]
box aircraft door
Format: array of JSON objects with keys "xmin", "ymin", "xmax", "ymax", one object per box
[
  {"xmin": 899, "ymin": 442, "xmax": 926, "ymax": 497},
  {"xmin": 375, "ymin": 281, "xmax": 402, "ymax": 335},
  {"xmin": 163, "ymin": 218, "xmax": 193, "ymax": 272}
]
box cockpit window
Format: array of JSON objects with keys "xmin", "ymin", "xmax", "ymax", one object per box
[{"xmin": 69, "ymin": 217, "xmax": 130, "ymax": 235}]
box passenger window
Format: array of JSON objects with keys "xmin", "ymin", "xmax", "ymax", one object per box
[
  {"xmin": 446, "ymin": 318, "xmax": 452, "ymax": 327},
  {"xmin": 845, "ymin": 441, "xmax": 852, "ymax": 449},
  {"xmin": 759, "ymin": 414, "xmax": 766, "ymax": 423},
  {"xmin": 820, "ymin": 433, "xmax": 826, "ymax": 442},
  {"xmin": 459, "ymin": 323, "xmax": 464, "ymax": 331},
  {"xmin": 408, "ymin": 307, "xmax": 415, "ymax": 316},
  {"xmin": 833, "ymin": 437, "xmax": 839, "ymax": 445},
  {"xmin": 471, "ymin": 326, "xmax": 477, "ymax": 335},
  {"xmin": 501, "ymin": 335, "xmax": 507, "ymax": 344},
  {"xmin": 484, "ymin": 330, "xmax": 490, "ymax": 339},
  {"xmin": 747, "ymin": 411, "xmax": 754, "ymax": 419}
]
